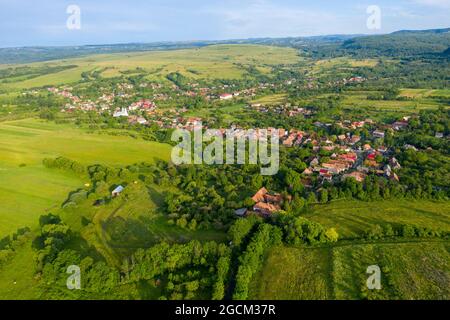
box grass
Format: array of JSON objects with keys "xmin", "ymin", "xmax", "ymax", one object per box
[
  {"xmin": 0, "ymin": 165, "xmax": 82, "ymax": 237},
  {"xmin": 0, "ymin": 239, "xmax": 42, "ymax": 299},
  {"xmin": 60, "ymin": 181, "xmax": 227, "ymax": 267},
  {"xmin": 332, "ymin": 241, "xmax": 450, "ymax": 299},
  {"xmin": 342, "ymin": 93, "xmax": 441, "ymax": 113},
  {"xmin": 250, "ymin": 241, "xmax": 450, "ymax": 300},
  {"xmin": 251, "ymin": 93, "xmax": 287, "ymax": 105},
  {"xmin": 0, "ymin": 118, "xmax": 172, "ymax": 237},
  {"xmin": 305, "ymin": 200, "xmax": 450, "ymax": 239},
  {"xmin": 0, "ymin": 45, "xmax": 300, "ymax": 90},
  {"xmin": 0, "ymin": 118, "xmax": 171, "ymax": 167},
  {"xmin": 250, "ymin": 199, "xmax": 450, "ymax": 300},
  {"xmin": 399, "ymin": 88, "xmax": 450, "ymax": 99},
  {"xmin": 249, "ymin": 246, "xmax": 332, "ymax": 300},
  {"xmin": 311, "ymin": 57, "xmax": 379, "ymax": 76}
]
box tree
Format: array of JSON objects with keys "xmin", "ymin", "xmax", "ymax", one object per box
[
  {"xmin": 319, "ymin": 189, "xmax": 329, "ymax": 203},
  {"xmin": 325, "ymin": 228, "xmax": 339, "ymax": 242}
]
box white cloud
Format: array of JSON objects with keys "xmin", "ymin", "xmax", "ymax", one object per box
[
  {"xmin": 412, "ymin": 0, "xmax": 450, "ymax": 8},
  {"xmin": 203, "ymin": 0, "xmax": 349, "ymax": 38}
]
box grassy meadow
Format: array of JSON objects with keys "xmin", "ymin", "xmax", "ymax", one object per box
[
  {"xmin": 0, "ymin": 45, "xmax": 300, "ymax": 90},
  {"xmin": 250, "ymin": 199, "xmax": 450, "ymax": 300},
  {"xmin": 0, "ymin": 118, "xmax": 172, "ymax": 237},
  {"xmin": 250, "ymin": 241, "xmax": 450, "ymax": 300},
  {"xmin": 305, "ymin": 200, "xmax": 450, "ymax": 239},
  {"xmin": 251, "ymin": 93, "xmax": 288, "ymax": 105}
]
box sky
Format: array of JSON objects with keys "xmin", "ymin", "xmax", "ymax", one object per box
[{"xmin": 0, "ymin": 0, "xmax": 449, "ymax": 47}]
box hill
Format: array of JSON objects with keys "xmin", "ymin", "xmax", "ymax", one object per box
[{"xmin": 342, "ymin": 28, "xmax": 450, "ymax": 57}]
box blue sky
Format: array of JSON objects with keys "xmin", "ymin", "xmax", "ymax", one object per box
[{"xmin": 0, "ymin": 0, "xmax": 449, "ymax": 47}]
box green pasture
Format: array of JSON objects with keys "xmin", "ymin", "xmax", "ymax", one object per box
[
  {"xmin": 250, "ymin": 241, "xmax": 450, "ymax": 300},
  {"xmin": 0, "ymin": 118, "xmax": 171, "ymax": 237},
  {"xmin": 305, "ymin": 200, "xmax": 450, "ymax": 239},
  {"xmin": 0, "ymin": 45, "xmax": 301, "ymax": 90}
]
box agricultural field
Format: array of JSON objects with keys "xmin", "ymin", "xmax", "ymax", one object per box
[
  {"xmin": 251, "ymin": 93, "xmax": 288, "ymax": 105},
  {"xmin": 0, "ymin": 45, "xmax": 301, "ymax": 90},
  {"xmin": 305, "ymin": 200, "xmax": 450, "ymax": 239},
  {"xmin": 0, "ymin": 25, "xmax": 449, "ymax": 302},
  {"xmin": 250, "ymin": 241, "xmax": 450, "ymax": 300},
  {"xmin": 399, "ymin": 88, "xmax": 450, "ymax": 99},
  {"xmin": 311, "ymin": 57, "xmax": 380, "ymax": 76},
  {"xmin": 341, "ymin": 92, "xmax": 442, "ymax": 113},
  {"xmin": 0, "ymin": 118, "xmax": 171, "ymax": 167},
  {"xmin": 0, "ymin": 118, "xmax": 172, "ymax": 236},
  {"xmin": 249, "ymin": 246, "xmax": 332, "ymax": 300},
  {"xmin": 250, "ymin": 199, "xmax": 450, "ymax": 300}
]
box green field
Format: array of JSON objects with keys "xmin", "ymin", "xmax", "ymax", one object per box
[
  {"xmin": 399, "ymin": 88, "xmax": 450, "ymax": 99},
  {"xmin": 305, "ymin": 200, "xmax": 450, "ymax": 239},
  {"xmin": 250, "ymin": 200, "xmax": 450, "ymax": 300},
  {"xmin": 251, "ymin": 93, "xmax": 288, "ymax": 105},
  {"xmin": 249, "ymin": 246, "xmax": 332, "ymax": 299},
  {"xmin": 0, "ymin": 239, "xmax": 42, "ymax": 299},
  {"xmin": 0, "ymin": 45, "xmax": 300, "ymax": 90},
  {"xmin": 250, "ymin": 241, "xmax": 450, "ymax": 300},
  {"xmin": 342, "ymin": 93, "xmax": 442, "ymax": 113},
  {"xmin": 0, "ymin": 118, "xmax": 172, "ymax": 236}
]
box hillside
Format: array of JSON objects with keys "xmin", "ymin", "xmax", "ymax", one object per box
[{"xmin": 341, "ymin": 28, "xmax": 450, "ymax": 57}]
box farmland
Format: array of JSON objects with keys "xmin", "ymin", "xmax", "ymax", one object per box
[
  {"xmin": 0, "ymin": 118, "xmax": 171, "ymax": 236},
  {"xmin": 250, "ymin": 241, "xmax": 450, "ymax": 300},
  {"xmin": 305, "ymin": 200, "xmax": 450, "ymax": 239},
  {"xmin": 0, "ymin": 45, "xmax": 301, "ymax": 90},
  {"xmin": 0, "ymin": 27, "xmax": 449, "ymax": 301}
]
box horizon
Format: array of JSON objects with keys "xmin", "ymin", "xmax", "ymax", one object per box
[
  {"xmin": 1, "ymin": 26, "xmax": 449, "ymax": 50},
  {"xmin": 1, "ymin": 0, "xmax": 449, "ymax": 47}
]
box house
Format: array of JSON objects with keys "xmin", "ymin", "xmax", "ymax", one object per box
[
  {"xmin": 435, "ymin": 132, "xmax": 444, "ymax": 139},
  {"xmin": 321, "ymin": 173, "xmax": 333, "ymax": 182},
  {"xmin": 251, "ymin": 187, "xmax": 283, "ymax": 216},
  {"xmin": 343, "ymin": 171, "xmax": 366, "ymax": 183},
  {"xmin": 235, "ymin": 208, "xmax": 248, "ymax": 217},
  {"xmin": 373, "ymin": 130, "xmax": 385, "ymax": 138},
  {"xmin": 112, "ymin": 185, "xmax": 124, "ymax": 197},
  {"xmin": 282, "ymin": 135, "xmax": 295, "ymax": 147},
  {"xmin": 137, "ymin": 117, "xmax": 148, "ymax": 125},
  {"xmin": 404, "ymin": 144, "xmax": 418, "ymax": 151},
  {"xmin": 253, "ymin": 202, "xmax": 281, "ymax": 216},
  {"xmin": 310, "ymin": 158, "xmax": 320, "ymax": 167},
  {"xmin": 219, "ymin": 93, "xmax": 233, "ymax": 100},
  {"xmin": 349, "ymin": 135, "xmax": 361, "ymax": 145},
  {"xmin": 377, "ymin": 146, "xmax": 388, "ymax": 153},
  {"xmin": 113, "ymin": 108, "xmax": 129, "ymax": 118},
  {"xmin": 389, "ymin": 157, "xmax": 402, "ymax": 170},
  {"xmin": 251, "ymin": 187, "xmax": 269, "ymax": 203},
  {"xmin": 392, "ymin": 121, "xmax": 408, "ymax": 130}
]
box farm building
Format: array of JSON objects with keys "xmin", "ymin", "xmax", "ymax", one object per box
[{"xmin": 112, "ymin": 185, "xmax": 124, "ymax": 197}]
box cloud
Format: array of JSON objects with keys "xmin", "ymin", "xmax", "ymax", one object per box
[
  {"xmin": 411, "ymin": 0, "xmax": 450, "ymax": 8},
  {"xmin": 203, "ymin": 0, "xmax": 345, "ymax": 38}
]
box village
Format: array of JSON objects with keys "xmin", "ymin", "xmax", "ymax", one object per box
[
  {"xmin": 42, "ymin": 76, "xmax": 446, "ymax": 223},
  {"xmin": 44, "ymin": 80, "xmax": 420, "ymax": 195}
]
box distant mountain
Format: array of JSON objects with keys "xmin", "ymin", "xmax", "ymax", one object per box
[
  {"xmin": 342, "ymin": 28, "xmax": 450, "ymax": 57},
  {"xmin": 0, "ymin": 28, "xmax": 449, "ymax": 64},
  {"xmin": 391, "ymin": 28, "xmax": 450, "ymax": 34}
]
